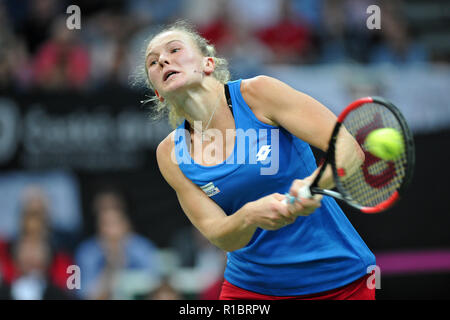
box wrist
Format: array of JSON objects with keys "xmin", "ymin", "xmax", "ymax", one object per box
[{"xmin": 242, "ymin": 202, "xmax": 256, "ymax": 228}]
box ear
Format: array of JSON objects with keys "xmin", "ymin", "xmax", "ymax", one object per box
[
  {"xmin": 203, "ymin": 57, "xmax": 215, "ymax": 76},
  {"xmin": 155, "ymin": 89, "xmax": 165, "ymax": 102}
]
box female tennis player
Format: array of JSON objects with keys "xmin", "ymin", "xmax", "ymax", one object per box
[{"xmin": 145, "ymin": 21, "xmax": 376, "ymax": 300}]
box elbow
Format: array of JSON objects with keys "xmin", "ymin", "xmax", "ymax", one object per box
[
  {"xmin": 203, "ymin": 206, "xmax": 256, "ymax": 252},
  {"xmin": 209, "ymin": 235, "xmax": 246, "ymax": 252}
]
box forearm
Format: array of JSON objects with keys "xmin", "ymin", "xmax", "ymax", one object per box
[
  {"xmin": 207, "ymin": 204, "xmax": 258, "ymax": 252},
  {"xmin": 309, "ymin": 129, "xmax": 364, "ymax": 190}
]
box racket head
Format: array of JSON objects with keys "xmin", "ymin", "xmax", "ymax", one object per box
[{"xmin": 331, "ymin": 96, "xmax": 415, "ymax": 213}]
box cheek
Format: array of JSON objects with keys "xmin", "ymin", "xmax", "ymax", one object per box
[
  {"xmin": 147, "ymin": 68, "xmax": 158, "ymax": 83},
  {"xmin": 147, "ymin": 69, "xmax": 162, "ymax": 90},
  {"xmin": 177, "ymin": 52, "xmax": 204, "ymax": 72}
]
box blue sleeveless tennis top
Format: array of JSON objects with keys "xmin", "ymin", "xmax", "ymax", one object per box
[{"xmin": 174, "ymin": 79, "xmax": 375, "ymax": 296}]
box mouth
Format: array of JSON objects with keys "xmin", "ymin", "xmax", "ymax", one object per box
[{"xmin": 163, "ymin": 70, "xmax": 180, "ymax": 82}]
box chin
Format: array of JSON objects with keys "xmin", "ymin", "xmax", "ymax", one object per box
[{"xmin": 163, "ymin": 77, "xmax": 198, "ymax": 95}]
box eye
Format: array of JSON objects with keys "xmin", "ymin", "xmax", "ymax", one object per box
[{"xmin": 171, "ymin": 48, "xmax": 180, "ymax": 53}]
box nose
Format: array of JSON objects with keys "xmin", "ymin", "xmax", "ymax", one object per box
[{"xmin": 158, "ymin": 54, "xmax": 170, "ymax": 67}]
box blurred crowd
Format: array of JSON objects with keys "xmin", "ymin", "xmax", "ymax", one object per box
[
  {"xmin": 0, "ymin": 0, "xmax": 434, "ymax": 93},
  {"xmin": 0, "ymin": 0, "xmax": 445, "ymax": 300},
  {"xmin": 0, "ymin": 183, "xmax": 226, "ymax": 300}
]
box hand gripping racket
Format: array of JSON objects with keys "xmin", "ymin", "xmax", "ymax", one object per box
[{"xmin": 284, "ymin": 96, "xmax": 415, "ymax": 213}]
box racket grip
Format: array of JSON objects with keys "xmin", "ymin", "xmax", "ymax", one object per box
[
  {"xmin": 298, "ymin": 185, "xmax": 312, "ymax": 199},
  {"xmin": 282, "ymin": 193, "xmax": 296, "ymax": 205},
  {"xmin": 282, "ymin": 185, "xmax": 312, "ymax": 205}
]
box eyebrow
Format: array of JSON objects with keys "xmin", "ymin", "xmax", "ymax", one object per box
[{"xmin": 146, "ymin": 40, "xmax": 185, "ymax": 58}]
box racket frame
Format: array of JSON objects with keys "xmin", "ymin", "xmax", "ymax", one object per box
[{"xmin": 307, "ymin": 96, "xmax": 415, "ymax": 213}]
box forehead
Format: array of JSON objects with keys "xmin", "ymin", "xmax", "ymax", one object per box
[{"xmin": 146, "ymin": 30, "xmax": 196, "ymax": 56}]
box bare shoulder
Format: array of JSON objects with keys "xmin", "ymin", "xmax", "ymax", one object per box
[
  {"xmin": 241, "ymin": 76, "xmax": 275, "ymax": 102},
  {"xmin": 156, "ymin": 130, "xmax": 175, "ymax": 161},
  {"xmin": 241, "ymin": 75, "xmax": 288, "ymax": 97},
  {"xmin": 240, "ymin": 76, "xmax": 292, "ymax": 126},
  {"xmin": 156, "ymin": 130, "xmax": 175, "ymax": 158},
  {"xmin": 156, "ymin": 130, "xmax": 182, "ymax": 190}
]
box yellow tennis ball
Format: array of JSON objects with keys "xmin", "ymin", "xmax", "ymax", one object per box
[{"xmin": 366, "ymin": 128, "xmax": 404, "ymax": 161}]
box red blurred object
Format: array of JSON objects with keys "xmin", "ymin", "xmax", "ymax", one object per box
[
  {"xmin": 33, "ymin": 41, "xmax": 90, "ymax": 89},
  {"xmin": 200, "ymin": 277, "xmax": 224, "ymax": 300},
  {"xmin": 198, "ymin": 20, "xmax": 234, "ymax": 50},
  {"xmin": 256, "ymin": 20, "xmax": 310, "ymax": 62},
  {"xmin": 48, "ymin": 251, "xmax": 75, "ymax": 290},
  {"xmin": 0, "ymin": 238, "xmax": 15, "ymax": 285}
]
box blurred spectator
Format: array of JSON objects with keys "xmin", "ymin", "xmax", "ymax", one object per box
[
  {"xmin": 181, "ymin": 0, "xmax": 223, "ymax": 27},
  {"xmin": 291, "ymin": 0, "xmax": 323, "ymax": 30},
  {"xmin": 0, "ymin": 2, "xmax": 32, "ymax": 91},
  {"xmin": 148, "ymin": 277, "xmax": 182, "ymax": 300},
  {"xmin": 196, "ymin": 0, "xmax": 234, "ymax": 53},
  {"xmin": 0, "ymin": 236, "xmax": 72, "ymax": 300},
  {"xmin": 2, "ymin": 186, "xmax": 77, "ymax": 291},
  {"xmin": 0, "ymin": 236, "xmax": 15, "ymax": 290},
  {"xmin": 2, "ymin": 0, "xmax": 30, "ymax": 32},
  {"xmin": 17, "ymin": 186, "xmax": 77, "ymax": 251},
  {"xmin": 75, "ymin": 188, "xmax": 161, "ymax": 299},
  {"xmin": 0, "ymin": 172, "xmax": 83, "ymax": 250},
  {"xmin": 319, "ymin": 0, "xmax": 352, "ymax": 63},
  {"xmin": 319, "ymin": 0, "xmax": 373, "ymax": 63},
  {"xmin": 225, "ymin": 19, "xmax": 273, "ymax": 78},
  {"xmin": 0, "ymin": 37, "xmax": 33, "ymax": 91},
  {"xmin": 126, "ymin": 0, "xmax": 182, "ymax": 25},
  {"xmin": 369, "ymin": 2, "xmax": 428, "ymax": 65},
  {"xmin": 171, "ymin": 226, "xmax": 225, "ymax": 299},
  {"xmin": 196, "ymin": 3, "xmax": 272, "ymax": 78},
  {"xmin": 84, "ymin": 10, "xmax": 137, "ymax": 88},
  {"xmin": 32, "ymin": 16, "xmax": 90, "ymax": 90},
  {"xmin": 228, "ymin": 0, "xmax": 283, "ymax": 32},
  {"xmin": 255, "ymin": 0, "xmax": 312, "ymax": 64},
  {"xmin": 16, "ymin": 0, "xmax": 61, "ymax": 54},
  {"xmin": 0, "ymin": 0, "xmax": 446, "ymax": 92}
]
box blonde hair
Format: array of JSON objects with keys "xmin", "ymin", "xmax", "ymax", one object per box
[{"xmin": 142, "ymin": 20, "xmax": 231, "ymax": 128}]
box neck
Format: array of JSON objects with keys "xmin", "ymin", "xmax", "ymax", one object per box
[{"xmin": 167, "ymin": 78, "xmax": 225, "ymax": 130}]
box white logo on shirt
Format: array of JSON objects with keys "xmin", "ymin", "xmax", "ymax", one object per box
[
  {"xmin": 200, "ymin": 182, "xmax": 220, "ymax": 197},
  {"xmin": 256, "ymin": 145, "xmax": 271, "ymax": 162}
]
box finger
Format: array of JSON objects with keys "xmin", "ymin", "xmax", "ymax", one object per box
[
  {"xmin": 284, "ymin": 215, "xmax": 297, "ymax": 224},
  {"xmin": 275, "ymin": 193, "xmax": 293, "ymax": 206},
  {"xmin": 272, "ymin": 193, "xmax": 285, "ymax": 201},
  {"xmin": 289, "ymin": 180, "xmax": 304, "ymax": 199},
  {"xmin": 282, "ymin": 193, "xmax": 296, "ymax": 205},
  {"xmin": 279, "ymin": 209, "xmax": 297, "ymax": 224},
  {"xmin": 297, "ymin": 210, "xmax": 315, "ymax": 217},
  {"xmin": 271, "ymin": 201, "xmax": 297, "ymax": 224},
  {"xmin": 312, "ymin": 194, "xmax": 323, "ymax": 202},
  {"xmin": 287, "ymin": 201, "xmax": 305, "ymax": 216},
  {"xmin": 297, "ymin": 197, "xmax": 321, "ymax": 208},
  {"xmin": 290, "ymin": 200, "xmax": 319, "ymax": 217}
]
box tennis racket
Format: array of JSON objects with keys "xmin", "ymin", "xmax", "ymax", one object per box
[{"xmin": 284, "ymin": 96, "xmax": 415, "ymax": 214}]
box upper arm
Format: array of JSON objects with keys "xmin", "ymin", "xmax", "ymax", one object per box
[
  {"xmin": 241, "ymin": 75, "xmax": 337, "ymax": 152},
  {"xmin": 156, "ymin": 133, "xmax": 228, "ymax": 241}
]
